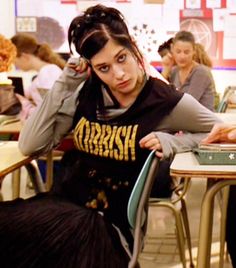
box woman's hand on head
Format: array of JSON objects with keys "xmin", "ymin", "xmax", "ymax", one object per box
[
  {"xmin": 139, "ymin": 132, "xmax": 164, "ymax": 158},
  {"xmin": 201, "ymin": 123, "xmax": 236, "ymax": 144},
  {"xmin": 67, "ymin": 57, "xmax": 90, "ymax": 74}
]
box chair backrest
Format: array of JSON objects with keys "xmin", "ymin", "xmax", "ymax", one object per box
[
  {"xmin": 222, "ymin": 86, "xmax": 236, "ymax": 100},
  {"xmin": 127, "ymin": 150, "xmax": 158, "ymax": 228},
  {"xmin": 217, "ymin": 86, "xmax": 236, "ymax": 113},
  {"xmin": 127, "ymin": 150, "xmax": 159, "ymax": 268},
  {"xmin": 217, "ymin": 99, "xmax": 228, "ymax": 113}
]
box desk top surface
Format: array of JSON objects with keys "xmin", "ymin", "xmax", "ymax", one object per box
[
  {"xmin": 0, "ymin": 121, "xmax": 22, "ymax": 134},
  {"xmin": 227, "ymin": 103, "xmax": 236, "ymax": 108},
  {"xmin": 170, "ymin": 152, "xmax": 236, "ymax": 179},
  {"xmin": 170, "ymin": 113, "xmax": 236, "ymax": 178},
  {"xmin": 0, "ymin": 141, "xmax": 32, "ymax": 177}
]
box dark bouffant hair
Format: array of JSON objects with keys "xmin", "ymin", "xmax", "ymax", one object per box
[{"xmin": 68, "ymin": 4, "xmax": 143, "ymax": 65}]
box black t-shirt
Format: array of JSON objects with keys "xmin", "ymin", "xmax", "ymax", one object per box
[{"xmin": 67, "ymin": 77, "xmax": 183, "ymax": 239}]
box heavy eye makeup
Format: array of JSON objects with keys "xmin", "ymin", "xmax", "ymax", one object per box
[
  {"xmin": 97, "ymin": 53, "xmax": 127, "ymax": 73},
  {"xmin": 117, "ymin": 53, "xmax": 126, "ymax": 63},
  {"xmin": 99, "ymin": 65, "xmax": 109, "ymax": 73}
]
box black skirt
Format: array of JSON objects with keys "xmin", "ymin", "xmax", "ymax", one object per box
[
  {"xmin": 0, "ymin": 193, "xmax": 130, "ymax": 268},
  {"xmin": 0, "ymin": 150, "xmax": 131, "ymax": 268}
]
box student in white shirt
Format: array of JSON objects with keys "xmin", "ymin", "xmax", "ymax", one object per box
[{"xmin": 11, "ymin": 33, "xmax": 66, "ymax": 120}]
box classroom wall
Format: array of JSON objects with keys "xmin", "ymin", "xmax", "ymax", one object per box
[
  {"xmin": 1, "ymin": 0, "xmax": 236, "ymax": 95},
  {"xmin": 212, "ymin": 70, "xmax": 236, "ymax": 94},
  {"xmin": 0, "ymin": 0, "xmax": 15, "ymax": 38}
]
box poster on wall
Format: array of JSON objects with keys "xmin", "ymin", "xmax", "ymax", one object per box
[
  {"xmin": 206, "ymin": 0, "xmax": 221, "ymax": 8},
  {"xmin": 179, "ymin": 0, "xmax": 236, "ymax": 69},
  {"xmin": 16, "ymin": 17, "xmax": 37, "ymax": 32},
  {"xmin": 186, "ymin": 0, "xmax": 201, "ymax": 9},
  {"xmin": 123, "ymin": 4, "xmax": 163, "ymax": 62},
  {"xmin": 180, "ymin": 18, "xmax": 216, "ymax": 57},
  {"xmin": 223, "ymin": 15, "xmax": 236, "ymax": 59},
  {"xmin": 16, "ymin": 0, "xmax": 78, "ymax": 52}
]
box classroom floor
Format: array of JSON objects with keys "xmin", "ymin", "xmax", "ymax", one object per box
[{"xmin": 1, "ymin": 169, "xmax": 233, "ymax": 268}]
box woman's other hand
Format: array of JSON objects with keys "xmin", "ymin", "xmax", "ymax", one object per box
[
  {"xmin": 139, "ymin": 132, "xmax": 163, "ymax": 158},
  {"xmin": 67, "ymin": 57, "xmax": 90, "ymax": 74}
]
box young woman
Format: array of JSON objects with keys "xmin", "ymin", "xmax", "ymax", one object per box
[
  {"xmin": 0, "ymin": 5, "xmax": 221, "ymax": 268},
  {"xmin": 161, "ymin": 31, "xmax": 216, "ymax": 111},
  {"xmin": 11, "ymin": 33, "xmax": 66, "ymax": 120}
]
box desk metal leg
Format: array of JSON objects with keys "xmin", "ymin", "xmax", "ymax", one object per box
[
  {"xmin": 45, "ymin": 151, "xmax": 53, "ymax": 191},
  {"xmin": 196, "ymin": 180, "xmax": 236, "ymax": 268},
  {"xmin": 11, "ymin": 168, "xmax": 21, "ymax": 199},
  {"xmin": 25, "ymin": 160, "xmax": 46, "ymax": 193},
  {"xmin": 219, "ymin": 186, "xmax": 230, "ymax": 268}
]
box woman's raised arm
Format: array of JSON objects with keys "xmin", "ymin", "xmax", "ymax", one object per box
[{"xmin": 19, "ymin": 58, "xmax": 88, "ymax": 156}]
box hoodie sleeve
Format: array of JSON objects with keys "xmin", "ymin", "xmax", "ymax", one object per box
[
  {"xmin": 19, "ymin": 58, "xmax": 87, "ymax": 156},
  {"xmin": 154, "ymin": 94, "xmax": 222, "ymax": 159}
]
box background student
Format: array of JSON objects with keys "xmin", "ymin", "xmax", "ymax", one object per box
[
  {"xmin": 158, "ymin": 39, "xmax": 213, "ymax": 77},
  {"xmin": 159, "ymin": 31, "xmax": 216, "ymax": 111},
  {"xmin": 11, "ymin": 33, "xmax": 66, "ymax": 120}
]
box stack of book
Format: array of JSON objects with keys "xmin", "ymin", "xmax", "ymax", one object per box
[{"xmin": 193, "ymin": 143, "xmax": 236, "ymax": 165}]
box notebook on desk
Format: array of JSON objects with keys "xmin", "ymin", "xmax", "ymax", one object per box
[
  {"xmin": 193, "ymin": 143, "xmax": 236, "ymax": 165},
  {"xmin": 8, "ymin": 76, "xmax": 24, "ymax": 96},
  {"xmin": 198, "ymin": 143, "xmax": 236, "ymax": 151}
]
